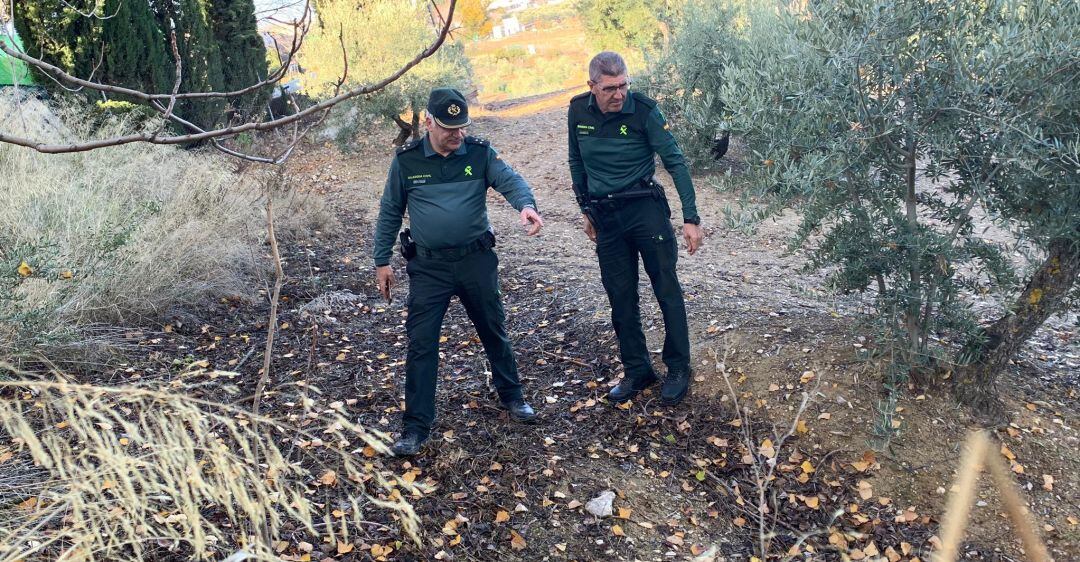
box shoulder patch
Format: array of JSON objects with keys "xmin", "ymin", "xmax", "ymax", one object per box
[
  {"xmin": 631, "ymin": 91, "xmax": 658, "ymax": 109},
  {"xmin": 396, "ymin": 139, "xmax": 422, "ymax": 154},
  {"xmin": 465, "ymin": 136, "xmax": 490, "ymax": 147}
]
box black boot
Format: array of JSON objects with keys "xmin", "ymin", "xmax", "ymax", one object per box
[
  {"xmin": 503, "ymin": 399, "xmax": 538, "ymax": 423},
  {"xmin": 607, "ymin": 374, "xmax": 659, "ymax": 403},
  {"xmin": 660, "ymin": 368, "xmax": 691, "ymax": 405},
  {"xmin": 390, "ymin": 432, "xmax": 427, "ymax": 457}
]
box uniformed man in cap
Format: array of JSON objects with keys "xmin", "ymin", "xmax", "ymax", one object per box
[
  {"xmin": 374, "ymin": 88, "xmax": 545, "ymax": 456},
  {"xmin": 568, "ymin": 51, "xmax": 703, "ymax": 406}
]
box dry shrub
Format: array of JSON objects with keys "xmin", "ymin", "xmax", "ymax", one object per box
[
  {"xmin": 0, "ymin": 93, "xmax": 336, "ymax": 359},
  {"xmin": 0, "ymin": 366, "xmax": 420, "ymax": 561}
]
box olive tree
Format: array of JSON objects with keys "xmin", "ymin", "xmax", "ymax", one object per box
[
  {"xmin": 301, "ymin": 0, "xmax": 472, "ymax": 146},
  {"xmin": 719, "ymin": 0, "xmax": 1078, "ymax": 421}
]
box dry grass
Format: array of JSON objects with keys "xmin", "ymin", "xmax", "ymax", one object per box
[
  {"xmin": 0, "ymin": 364, "xmax": 419, "ymax": 561},
  {"xmin": 0, "ymin": 93, "xmax": 335, "ymax": 361}
]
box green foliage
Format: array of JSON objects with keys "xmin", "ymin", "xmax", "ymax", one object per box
[
  {"xmin": 716, "ymin": 0, "xmax": 1079, "ymax": 392},
  {"xmin": 302, "ymin": 0, "xmax": 472, "ymax": 145},
  {"xmin": 576, "ymin": 0, "xmax": 681, "ymax": 54},
  {"xmin": 206, "ymin": 0, "xmax": 271, "ymax": 122},
  {"xmin": 158, "ymin": 0, "xmax": 227, "ymax": 129},
  {"xmin": 637, "ymin": 0, "xmax": 736, "ymax": 165},
  {"xmin": 13, "ymin": 0, "xmax": 102, "ymax": 83},
  {"xmin": 15, "ymin": 0, "xmax": 265, "ymax": 129},
  {"xmin": 99, "ymin": 0, "xmax": 174, "ymax": 93}
]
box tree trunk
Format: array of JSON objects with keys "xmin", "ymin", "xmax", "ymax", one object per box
[
  {"xmin": 954, "ymin": 235, "xmax": 1080, "ymax": 421},
  {"xmin": 392, "ymin": 115, "xmax": 412, "ymax": 146},
  {"xmin": 410, "ymin": 109, "xmax": 421, "ymax": 141}
]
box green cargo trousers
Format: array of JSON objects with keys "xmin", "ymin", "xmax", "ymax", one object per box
[
  {"xmin": 402, "ymin": 248, "xmax": 523, "ymax": 439},
  {"xmin": 592, "ymin": 195, "xmax": 691, "ymax": 383}
]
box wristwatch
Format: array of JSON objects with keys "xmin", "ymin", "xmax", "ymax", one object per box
[{"xmin": 683, "ymin": 216, "xmax": 701, "ymax": 225}]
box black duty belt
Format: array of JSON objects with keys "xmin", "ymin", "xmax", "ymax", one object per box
[
  {"xmin": 415, "ymin": 231, "xmax": 496, "ymax": 261},
  {"xmin": 589, "ymin": 176, "xmax": 665, "ymax": 206}
]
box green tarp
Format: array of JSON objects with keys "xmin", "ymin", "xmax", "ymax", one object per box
[{"xmin": 0, "ymin": 34, "xmax": 35, "ymax": 86}]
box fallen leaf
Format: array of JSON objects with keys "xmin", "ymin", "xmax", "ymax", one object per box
[
  {"xmin": 1000, "ymin": 444, "xmax": 1016, "ymax": 461},
  {"xmin": 800, "ymin": 370, "xmax": 815, "ymax": 384},
  {"xmin": 495, "ymin": 510, "xmax": 510, "ymax": 523},
  {"xmin": 510, "ymin": 530, "xmax": 527, "ymax": 550},
  {"xmin": 1043, "ymin": 474, "xmax": 1054, "ymax": 491},
  {"xmin": 17, "ymin": 260, "xmax": 32, "ymax": 277},
  {"xmin": 858, "ymin": 480, "xmax": 873, "ymax": 500},
  {"xmin": 336, "ymin": 541, "xmax": 354, "ymax": 555},
  {"xmin": 733, "ymin": 516, "xmax": 746, "ymax": 527},
  {"xmin": 801, "ymin": 460, "xmax": 815, "ymax": 474},
  {"xmin": 618, "ymin": 507, "xmax": 632, "ymax": 519},
  {"xmin": 818, "ymin": 412, "xmax": 831, "ymax": 420},
  {"xmin": 803, "ymin": 495, "xmax": 820, "ymax": 509},
  {"xmin": 612, "ymin": 524, "xmax": 625, "ymax": 536},
  {"xmin": 796, "ymin": 420, "xmax": 809, "ymax": 434},
  {"xmin": 317, "ymin": 470, "xmax": 337, "ymax": 486}
]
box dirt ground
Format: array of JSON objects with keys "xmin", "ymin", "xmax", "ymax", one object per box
[{"xmin": 100, "ymin": 103, "xmax": 1077, "ymax": 561}]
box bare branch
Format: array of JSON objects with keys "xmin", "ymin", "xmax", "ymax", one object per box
[
  {"xmin": 154, "ymin": 31, "xmax": 184, "ymax": 140},
  {"xmin": 0, "ymin": 0, "xmax": 460, "ymax": 155}
]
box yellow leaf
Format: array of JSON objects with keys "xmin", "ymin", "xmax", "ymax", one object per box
[
  {"xmin": 1000, "ymin": 444, "xmax": 1016, "ymax": 461},
  {"xmin": 801, "ymin": 460, "xmax": 815, "ymax": 474},
  {"xmin": 439, "ymin": 336, "xmax": 449, "ymax": 343},
  {"xmin": 17, "ymin": 260, "xmax": 32, "ymax": 277},
  {"xmin": 796, "ymin": 420, "xmax": 809, "ymax": 434},
  {"xmin": 61, "ymin": 270, "xmax": 73, "ymax": 279},
  {"xmin": 510, "ymin": 530, "xmax": 527, "ymax": 550},
  {"xmin": 362, "ymin": 445, "xmax": 376, "ymax": 458},
  {"xmin": 18, "ymin": 497, "xmax": 38, "ymax": 510},
  {"xmin": 800, "ymin": 370, "xmax": 815, "ymax": 384},
  {"xmin": 449, "ymin": 534, "xmax": 462, "ymax": 546},
  {"xmin": 1029, "ymin": 288, "xmax": 1043, "ymax": 305},
  {"xmin": 617, "ymin": 507, "xmax": 632, "ymax": 519},
  {"xmin": 803, "ymin": 495, "xmax": 820, "ymax": 509},
  {"xmin": 332, "ymin": 509, "xmax": 345, "ymax": 518},
  {"xmin": 495, "ymin": 510, "xmax": 510, "ymax": 523},
  {"xmin": 612, "ymin": 524, "xmax": 625, "ymax": 536},
  {"xmin": 336, "ymin": 541, "xmax": 354, "ymax": 554}
]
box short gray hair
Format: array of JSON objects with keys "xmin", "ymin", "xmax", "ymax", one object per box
[{"xmin": 588, "ymin": 51, "xmax": 627, "ymax": 82}]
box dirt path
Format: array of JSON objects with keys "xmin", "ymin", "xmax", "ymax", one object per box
[{"xmin": 215, "ymin": 107, "xmax": 1079, "ymax": 561}]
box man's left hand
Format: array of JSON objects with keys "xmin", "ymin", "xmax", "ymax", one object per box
[
  {"xmin": 521, "ymin": 207, "xmax": 544, "ymax": 236},
  {"xmin": 683, "ymin": 223, "xmax": 703, "ymax": 255}
]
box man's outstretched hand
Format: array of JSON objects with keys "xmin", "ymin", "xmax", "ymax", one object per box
[{"xmin": 521, "ymin": 207, "xmax": 544, "ymax": 236}]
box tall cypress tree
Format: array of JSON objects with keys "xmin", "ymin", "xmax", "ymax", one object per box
[
  {"xmin": 206, "ymin": 0, "xmax": 269, "ymax": 122},
  {"xmin": 153, "ymin": 0, "xmax": 227, "ymax": 129},
  {"xmin": 99, "ymin": 0, "xmax": 173, "ymax": 94}
]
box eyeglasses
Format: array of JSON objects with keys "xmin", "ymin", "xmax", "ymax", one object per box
[{"xmin": 594, "ymin": 81, "xmax": 630, "ymax": 94}]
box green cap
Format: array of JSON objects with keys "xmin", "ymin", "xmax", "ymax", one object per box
[{"xmin": 427, "ymin": 88, "xmax": 471, "ymax": 129}]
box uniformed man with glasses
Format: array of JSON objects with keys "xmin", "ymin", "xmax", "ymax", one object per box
[
  {"xmin": 567, "ymin": 51, "xmax": 704, "ymax": 406},
  {"xmin": 374, "ymin": 88, "xmax": 545, "ymax": 456}
]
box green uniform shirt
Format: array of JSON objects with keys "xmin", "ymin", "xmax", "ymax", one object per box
[
  {"xmin": 567, "ymin": 91, "xmax": 698, "ymax": 220},
  {"xmin": 373, "ymin": 134, "xmax": 537, "ymax": 266}
]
